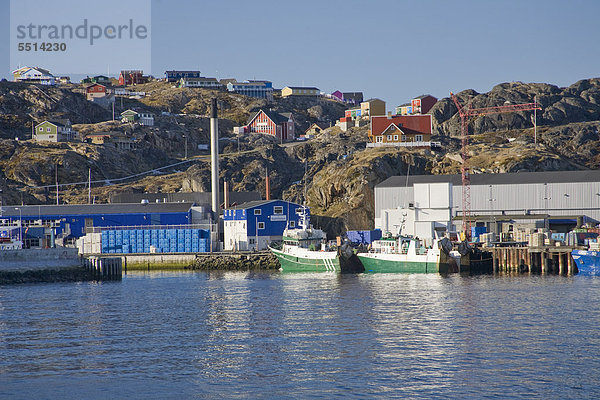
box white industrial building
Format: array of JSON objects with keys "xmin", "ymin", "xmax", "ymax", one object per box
[{"xmin": 375, "ymin": 171, "xmax": 600, "ymax": 243}]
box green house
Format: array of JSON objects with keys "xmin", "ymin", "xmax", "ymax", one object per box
[
  {"xmin": 81, "ymin": 75, "xmax": 111, "ymax": 85},
  {"xmin": 34, "ymin": 120, "xmax": 75, "ymax": 142},
  {"xmin": 120, "ymin": 109, "xmax": 140, "ymax": 123}
]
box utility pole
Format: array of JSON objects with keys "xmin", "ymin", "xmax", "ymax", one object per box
[
  {"xmin": 88, "ymin": 168, "xmax": 91, "ymax": 204},
  {"xmin": 183, "ymin": 134, "xmax": 187, "ymax": 159},
  {"xmin": 534, "ymin": 95, "xmax": 537, "ymax": 145},
  {"xmin": 55, "ymin": 164, "xmax": 59, "ymax": 205}
]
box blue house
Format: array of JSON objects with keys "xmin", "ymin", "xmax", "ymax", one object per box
[
  {"xmin": 165, "ymin": 70, "xmax": 202, "ymax": 82},
  {"xmin": 223, "ymin": 200, "xmax": 303, "ymax": 251},
  {"xmin": 0, "ymin": 203, "xmax": 193, "ymax": 248},
  {"xmin": 226, "ymin": 80, "xmax": 274, "ymax": 100}
]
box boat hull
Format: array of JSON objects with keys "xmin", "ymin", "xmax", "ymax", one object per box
[
  {"xmin": 269, "ymin": 246, "xmax": 340, "ymax": 272},
  {"xmin": 358, "ymin": 253, "xmax": 440, "ymax": 273},
  {"xmin": 357, "ymin": 250, "xmax": 460, "ymax": 274},
  {"xmin": 571, "ymin": 249, "xmax": 600, "ymax": 276}
]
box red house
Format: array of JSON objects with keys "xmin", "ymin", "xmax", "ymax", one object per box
[
  {"xmin": 411, "ymin": 95, "xmax": 437, "ymax": 114},
  {"xmin": 118, "ymin": 70, "xmax": 147, "ymax": 86},
  {"xmin": 85, "ymin": 83, "xmax": 107, "ymax": 100},
  {"xmin": 246, "ymin": 109, "xmax": 295, "ymax": 142},
  {"xmin": 369, "ymin": 114, "xmax": 432, "ymax": 146}
]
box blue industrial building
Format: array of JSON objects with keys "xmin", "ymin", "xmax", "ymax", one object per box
[
  {"xmin": 223, "ymin": 200, "xmax": 303, "ymax": 251},
  {"xmin": 0, "ymin": 203, "xmax": 194, "ymax": 247}
]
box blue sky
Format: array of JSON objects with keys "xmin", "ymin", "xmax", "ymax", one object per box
[{"xmin": 1, "ymin": 0, "xmax": 599, "ymax": 108}]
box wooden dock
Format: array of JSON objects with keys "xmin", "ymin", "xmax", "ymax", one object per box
[
  {"xmin": 489, "ymin": 246, "xmax": 576, "ymax": 274},
  {"xmin": 82, "ymin": 256, "xmax": 123, "ymax": 280}
]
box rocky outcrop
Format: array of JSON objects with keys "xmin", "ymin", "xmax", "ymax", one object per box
[
  {"xmin": 189, "ymin": 253, "xmax": 280, "ymax": 270},
  {"xmin": 431, "ymin": 79, "xmax": 600, "ymax": 136},
  {"xmin": 0, "ymin": 81, "xmax": 111, "ymax": 139}
]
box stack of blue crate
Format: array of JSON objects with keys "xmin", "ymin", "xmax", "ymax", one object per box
[
  {"xmin": 122, "ymin": 230, "xmax": 130, "ymax": 254},
  {"xmin": 101, "ymin": 231, "xmax": 109, "ymax": 253},
  {"xmin": 191, "ymin": 229, "xmax": 200, "ymax": 252},
  {"xmin": 99, "ymin": 228, "xmax": 212, "ymax": 254},
  {"xmin": 108, "ymin": 230, "xmax": 116, "ymax": 253},
  {"xmin": 143, "ymin": 229, "xmax": 151, "ymax": 253}
]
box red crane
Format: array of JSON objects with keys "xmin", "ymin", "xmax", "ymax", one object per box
[{"xmin": 450, "ymin": 92, "xmax": 541, "ymax": 240}]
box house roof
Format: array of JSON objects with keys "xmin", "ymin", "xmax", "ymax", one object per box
[
  {"xmin": 166, "ymin": 70, "xmax": 201, "ymax": 74},
  {"xmin": 181, "ymin": 77, "xmax": 219, "ymax": 83},
  {"xmin": 285, "ymin": 86, "xmax": 320, "ymax": 91},
  {"xmin": 228, "ymin": 199, "xmax": 301, "ymax": 210},
  {"xmin": 110, "ymin": 191, "xmax": 261, "ymax": 205},
  {"xmin": 37, "ymin": 119, "xmax": 71, "ymax": 128},
  {"xmin": 14, "ymin": 66, "xmax": 54, "ymax": 77},
  {"xmin": 120, "ymin": 70, "xmax": 143, "ymax": 74},
  {"xmin": 0, "ymin": 202, "xmax": 194, "ymax": 217},
  {"xmin": 86, "ymin": 131, "xmax": 128, "ymax": 138},
  {"xmin": 342, "ymin": 92, "xmax": 363, "ymax": 99},
  {"xmin": 397, "ymin": 103, "xmax": 411, "ymax": 107},
  {"xmin": 305, "ymin": 122, "xmax": 329, "ymax": 133},
  {"xmin": 219, "ymin": 78, "xmax": 237, "ymax": 85},
  {"xmin": 362, "ymin": 98, "xmax": 384, "ymax": 104},
  {"xmin": 413, "ymin": 94, "xmax": 437, "ymax": 100},
  {"xmin": 85, "ymin": 83, "xmax": 106, "ymax": 89},
  {"xmin": 231, "ymin": 81, "xmax": 267, "ymax": 87},
  {"xmin": 371, "ymin": 115, "xmax": 431, "ymax": 136},
  {"xmin": 247, "ymin": 109, "xmax": 293, "ymax": 125},
  {"xmin": 377, "ymin": 170, "xmax": 600, "ymax": 188}
]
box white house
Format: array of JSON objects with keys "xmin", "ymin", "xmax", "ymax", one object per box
[
  {"xmin": 12, "ymin": 66, "xmax": 56, "ymax": 85},
  {"xmin": 178, "ymin": 77, "xmax": 223, "ymax": 89}
]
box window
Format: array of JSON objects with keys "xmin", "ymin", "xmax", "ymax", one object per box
[
  {"xmin": 249, "ymin": 238, "xmax": 255, "ymax": 244},
  {"xmin": 274, "ymin": 206, "xmax": 283, "ymax": 214},
  {"xmin": 402, "ymin": 135, "xmax": 407, "ymax": 142},
  {"xmin": 387, "ymin": 135, "xmax": 392, "ymax": 141},
  {"xmin": 393, "ymin": 135, "xmax": 398, "ymax": 141},
  {"xmin": 47, "ymin": 127, "xmax": 51, "ymax": 132},
  {"xmin": 258, "ymin": 222, "xmax": 265, "ymax": 229},
  {"xmin": 376, "ymin": 136, "xmax": 383, "ymax": 143},
  {"xmin": 39, "ymin": 127, "xmax": 43, "ymax": 131},
  {"xmin": 415, "ymin": 135, "xmax": 423, "ymax": 142},
  {"xmin": 254, "ymin": 209, "xmax": 261, "ymax": 215},
  {"xmin": 290, "ymin": 221, "xmax": 295, "ymax": 227}
]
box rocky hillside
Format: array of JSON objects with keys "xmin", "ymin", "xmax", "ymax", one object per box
[
  {"xmin": 1, "ymin": 77, "xmax": 600, "ymax": 236},
  {"xmin": 431, "ymin": 79, "xmax": 600, "ymax": 137},
  {"xmin": 0, "ymin": 81, "xmax": 110, "ymax": 139}
]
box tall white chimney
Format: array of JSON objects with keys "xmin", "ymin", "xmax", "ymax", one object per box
[
  {"xmin": 210, "ymin": 98, "xmax": 220, "ymax": 251},
  {"xmin": 210, "ymin": 98, "xmax": 219, "ymax": 218}
]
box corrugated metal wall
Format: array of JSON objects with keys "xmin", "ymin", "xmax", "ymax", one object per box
[{"xmin": 376, "ymin": 180, "xmax": 600, "ymax": 221}]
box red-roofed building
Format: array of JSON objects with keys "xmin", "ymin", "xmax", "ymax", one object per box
[
  {"xmin": 243, "ymin": 109, "xmax": 295, "ymax": 142},
  {"xmin": 368, "ymin": 114, "xmax": 437, "ymax": 148}
]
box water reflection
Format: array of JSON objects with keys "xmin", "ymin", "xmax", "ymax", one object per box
[{"xmin": 0, "ymin": 273, "xmax": 599, "ymax": 398}]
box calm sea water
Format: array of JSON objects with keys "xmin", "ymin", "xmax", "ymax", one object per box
[{"xmin": 0, "ymin": 271, "xmax": 599, "ymax": 399}]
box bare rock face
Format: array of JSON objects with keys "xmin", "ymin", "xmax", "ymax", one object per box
[
  {"xmin": 431, "ymin": 79, "xmax": 600, "ymax": 136},
  {"xmin": 0, "ymin": 81, "xmax": 111, "ymax": 139},
  {"xmin": 304, "ymin": 148, "xmax": 431, "ymax": 235}
]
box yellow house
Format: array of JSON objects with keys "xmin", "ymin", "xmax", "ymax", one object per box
[
  {"xmin": 281, "ymin": 86, "xmax": 320, "ymax": 97},
  {"xmin": 360, "ymin": 98, "xmax": 386, "ymax": 118}
]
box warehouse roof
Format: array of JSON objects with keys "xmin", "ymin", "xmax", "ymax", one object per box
[
  {"xmin": 377, "ymin": 170, "xmax": 600, "ymax": 188},
  {"xmin": 0, "ymin": 202, "xmax": 194, "ymax": 218},
  {"xmin": 110, "ymin": 191, "xmax": 261, "ymax": 205},
  {"xmin": 228, "ymin": 199, "xmax": 301, "ymax": 210}
]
